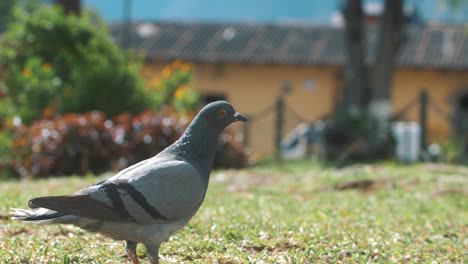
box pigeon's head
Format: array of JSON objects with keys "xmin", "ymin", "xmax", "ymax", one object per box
[{"xmin": 196, "ymin": 101, "xmax": 247, "ymax": 130}]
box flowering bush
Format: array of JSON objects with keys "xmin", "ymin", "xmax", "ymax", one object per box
[
  {"xmin": 0, "ymin": 5, "xmax": 149, "ymax": 123},
  {"xmin": 215, "ymin": 130, "xmax": 251, "ymax": 169},
  {"xmin": 146, "ymin": 60, "xmax": 200, "ymax": 113},
  {"xmin": 3, "ymin": 57, "xmax": 61, "ymax": 123},
  {"xmin": 12, "ymin": 111, "xmax": 250, "ymax": 178}
]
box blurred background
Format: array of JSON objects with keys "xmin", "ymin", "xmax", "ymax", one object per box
[{"xmin": 1, "ymin": 0, "xmax": 467, "ymax": 179}]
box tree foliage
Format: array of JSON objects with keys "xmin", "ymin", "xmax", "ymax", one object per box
[
  {"xmin": 146, "ymin": 60, "xmax": 200, "ymax": 113},
  {"xmin": 0, "ymin": 5, "xmax": 150, "ymax": 123},
  {"xmin": 0, "ymin": 0, "xmax": 16, "ymax": 31}
]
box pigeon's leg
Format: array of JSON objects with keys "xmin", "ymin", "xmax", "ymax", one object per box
[
  {"xmin": 126, "ymin": 240, "xmax": 139, "ymax": 264},
  {"xmin": 143, "ymin": 243, "xmax": 160, "ymax": 264}
]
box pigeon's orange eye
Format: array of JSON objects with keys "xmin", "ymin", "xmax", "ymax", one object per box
[{"xmin": 217, "ymin": 109, "xmax": 227, "ymax": 118}]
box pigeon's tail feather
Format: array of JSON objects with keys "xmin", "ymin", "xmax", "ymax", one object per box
[{"xmin": 10, "ymin": 208, "xmax": 75, "ymax": 224}]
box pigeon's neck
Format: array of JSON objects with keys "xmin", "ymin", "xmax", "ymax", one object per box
[{"xmin": 168, "ymin": 119, "xmax": 222, "ymax": 184}]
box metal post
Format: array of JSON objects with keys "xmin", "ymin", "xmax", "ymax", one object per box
[
  {"xmin": 275, "ymin": 96, "xmax": 285, "ymax": 161},
  {"xmin": 242, "ymin": 116, "xmax": 250, "ymax": 148},
  {"xmin": 419, "ymin": 89, "xmax": 428, "ymax": 158}
]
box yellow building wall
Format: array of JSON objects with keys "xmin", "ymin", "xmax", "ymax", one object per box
[
  {"xmin": 142, "ymin": 62, "xmax": 340, "ymax": 156},
  {"xmin": 142, "ymin": 61, "xmax": 468, "ymax": 156},
  {"xmin": 392, "ymin": 69, "xmax": 468, "ymax": 141}
]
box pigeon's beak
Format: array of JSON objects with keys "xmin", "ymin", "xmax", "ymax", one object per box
[{"xmin": 233, "ymin": 112, "xmax": 248, "ymax": 122}]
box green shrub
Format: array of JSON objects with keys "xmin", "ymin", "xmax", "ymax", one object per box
[
  {"xmin": 147, "ymin": 61, "xmax": 200, "ymax": 113},
  {"xmin": 0, "ymin": 130, "xmax": 16, "ymax": 179},
  {"xmin": 63, "ymin": 54, "xmax": 149, "ymax": 117},
  {"xmin": 323, "ymin": 108, "xmax": 395, "ymax": 164},
  {"xmin": 0, "ymin": 130, "xmax": 12, "ymax": 161},
  {"xmin": 0, "ymin": 0, "xmax": 16, "ymax": 31},
  {"xmin": 2, "ymin": 57, "xmax": 61, "ymax": 123},
  {"xmin": 0, "ymin": 5, "xmax": 150, "ymax": 123},
  {"xmin": 436, "ymin": 137, "xmax": 467, "ymax": 163}
]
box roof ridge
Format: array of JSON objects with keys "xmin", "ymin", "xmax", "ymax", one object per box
[{"xmin": 110, "ymin": 21, "xmax": 468, "ymax": 70}]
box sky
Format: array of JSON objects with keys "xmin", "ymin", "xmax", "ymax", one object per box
[{"xmin": 82, "ymin": 0, "xmax": 468, "ymax": 25}]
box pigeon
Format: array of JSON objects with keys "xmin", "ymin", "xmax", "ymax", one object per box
[{"xmin": 11, "ymin": 101, "xmax": 247, "ymax": 264}]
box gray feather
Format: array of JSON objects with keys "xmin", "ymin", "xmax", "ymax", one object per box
[
  {"xmin": 29, "ymin": 195, "xmax": 136, "ymax": 222},
  {"xmin": 10, "ymin": 208, "xmax": 64, "ymax": 221}
]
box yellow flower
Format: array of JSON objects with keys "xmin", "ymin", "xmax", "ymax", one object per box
[
  {"xmin": 172, "ymin": 60, "xmax": 183, "ymax": 69},
  {"xmin": 43, "ymin": 63, "xmax": 52, "ymax": 72},
  {"xmin": 180, "ymin": 63, "xmax": 192, "ymax": 72},
  {"xmin": 161, "ymin": 67, "xmax": 172, "ymax": 79},
  {"xmin": 150, "ymin": 77, "xmax": 161, "ymax": 88},
  {"xmin": 5, "ymin": 118, "xmax": 14, "ymax": 129},
  {"xmin": 174, "ymin": 87, "xmax": 186, "ymax": 99},
  {"xmin": 22, "ymin": 67, "xmax": 32, "ymax": 77}
]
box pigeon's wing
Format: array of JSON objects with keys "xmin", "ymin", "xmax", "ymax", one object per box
[
  {"xmin": 110, "ymin": 159, "xmax": 206, "ymax": 224},
  {"xmin": 28, "ymin": 195, "xmax": 135, "ymax": 222},
  {"xmin": 28, "ymin": 160, "xmax": 205, "ymax": 224}
]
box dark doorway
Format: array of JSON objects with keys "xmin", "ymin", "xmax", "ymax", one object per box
[
  {"xmin": 454, "ymin": 92, "xmax": 468, "ymax": 134},
  {"xmin": 203, "ymin": 93, "xmax": 227, "ymax": 105},
  {"xmin": 454, "ymin": 92, "xmax": 468, "ymax": 161},
  {"xmin": 459, "ymin": 94, "xmax": 468, "ymax": 110}
]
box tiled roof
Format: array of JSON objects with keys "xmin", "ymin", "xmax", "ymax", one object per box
[{"xmin": 110, "ymin": 21, "xmax": 468, "ymax": 69}]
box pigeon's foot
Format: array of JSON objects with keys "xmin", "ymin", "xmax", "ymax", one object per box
[
  {"xmin": 126, "ymin": 240, "xmax": 139, "ymax": 264},
  {"xmin": 144, "ymin": 242, "xmax": 160, "ymax": 264}
]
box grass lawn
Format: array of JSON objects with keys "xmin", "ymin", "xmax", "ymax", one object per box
[{"xmin": 0, "ymin": 162, "xmax": 466, "ymax": 263}]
